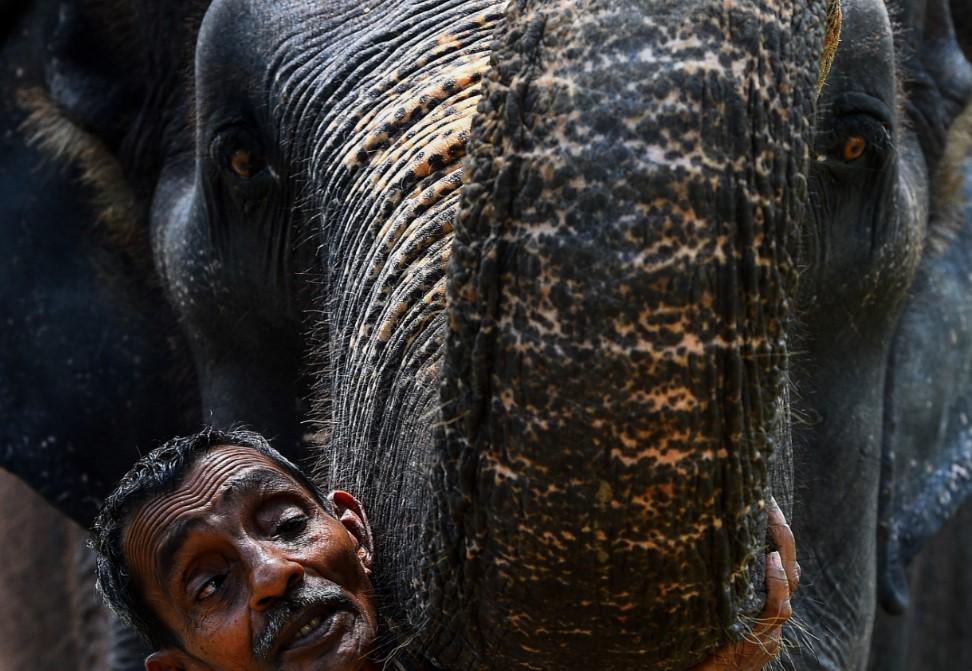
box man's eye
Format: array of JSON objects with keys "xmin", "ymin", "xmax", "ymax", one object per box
[
  {"xmin": 275, "ymin": 515, "xmax": 308, "ymax": 538},
  {"xmin": 196, "ymin": 574, "xmax": 226, "ymax": 601}
]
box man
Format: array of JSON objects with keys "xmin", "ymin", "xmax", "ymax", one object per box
[{"xmin": 92, "ymin": 428, "xmax": 798, "ymax": 671}]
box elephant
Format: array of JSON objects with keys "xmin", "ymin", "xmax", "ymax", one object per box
[
  {"xmin": 776, "ymin": 0, "xmax": 972, "ymax": 666},
  {"xmin": 0, "ymin": 0, "xmax": 327, "ymax": 667},
  {"xmin": 138, "ymin": 0, "xmax": 972, "ymax": 668},
  {"xmin": 0, "ymin": 1, "xmax": 216, "ymax": 668},
  {"xmin": 0, "ymin": 468, "xmax": 152, "ymax": 671},
  {"xmin": 0, "ymin": 0, "xmax": 201, "ymax": 528},
  {"xmin": 3, "ymin": 0, "xmax": 972, "ymax": 669},
  {"xmin": 1, "ymin": 0, "xmax": 315, "ymax": 531},
  {"xmin": 866, "ymin": 113, "xmax": 972, "ymax": 669}
]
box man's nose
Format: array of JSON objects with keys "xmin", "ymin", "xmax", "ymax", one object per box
[{"xmin": 245, "ymin": 543, "xmax": 305, "ymax": 611}]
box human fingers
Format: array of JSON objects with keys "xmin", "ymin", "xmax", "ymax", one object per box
[
  {"xmin": 757, "ymin": 550, "xmax": 793, "ymax": 634},
  {"xmin": 688, "ymin": 552, "xmax": 791, "ymax": 670},
  {"xmin": 767, "ymin": 496, "xmax": 800, "ymax": 594}
]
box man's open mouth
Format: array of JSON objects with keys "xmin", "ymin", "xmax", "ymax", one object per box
[
  {"xmin": 254, "ymin": 584, "xmax": 355, "ymax": 662},
  {"xmin": 276, "ymin": 602, "xmax": 350, "ymax": 657}
]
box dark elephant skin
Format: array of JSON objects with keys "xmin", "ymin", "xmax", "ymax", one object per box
[
  {"xmin": 153, "ymin": 0, "xmax": 972, "ymax": 669},
  {"xmin": 867, "ymin": 115, "xmax": 972, "ymax": 670},
  {"xmin": 0, "ymin": 0, "xmax": 201, "ymax": 527},
  {"xmin": 1, "ymin": 1, "xmax": 316, "ymax": 668},
  {"xmin": 163, "ymin": 0, "xmax": 827, "ymax": 668},
  {"xmin": 0, "ymin": 2, "xmax": 206, "ymax": 668},
  {"xmin": 953, "ymin": 0, "xmax": 972, "ymax": 58},
  {"xmin": 1, "ymin": 0, "xmax": 325, "ymax": 666},
  {"xmin": 1, "ymin": 0, "xmax": 314, "ymax": 530},
  {"xmin": 773, "ymin": 0, "xmax": 972, "ymax": 668},
  {"xmin": 0, "ymin": 0, "xmax": 29, "ymax": 44}
]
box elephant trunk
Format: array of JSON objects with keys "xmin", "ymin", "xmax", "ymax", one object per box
[{"xmin": 433, "ymin": 0, "xmax": 830, "ymax": 667}]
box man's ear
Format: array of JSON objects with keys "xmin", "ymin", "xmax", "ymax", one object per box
[
  {"xmin": 144, "ymin": 648, "xmax": 212, "ymax": 671},
  {"xmin": 328, "ymin": 490, "xmax": 374, "ymax": 574}
]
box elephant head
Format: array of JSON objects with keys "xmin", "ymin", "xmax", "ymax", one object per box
[
  {"xmin": 141, "ymin": 0, "xmax": 970, "ymax": 669},
  {"xmin": 0, "ymin": 2, "xmax": 213, "ymax": 669},
  {"xmin": 155, "ymin": 0, "xmax": 837, "ymax": 668}
]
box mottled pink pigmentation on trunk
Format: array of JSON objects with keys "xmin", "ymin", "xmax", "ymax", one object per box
[{"xmin": 437, "ymin": 0, "xmax": 829, "ymax": 667}]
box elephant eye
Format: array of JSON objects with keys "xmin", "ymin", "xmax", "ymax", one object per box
[
  {"xmin": 210, "ymin": 126, "xmax": 272, "ymax": 183},
  {"xmin": 228, "ymin": 147, "xmax": 266, "ymax": 178},
  {"xmin": 841, "ymin": 135, "xmax": 867, "ymax": 162}
]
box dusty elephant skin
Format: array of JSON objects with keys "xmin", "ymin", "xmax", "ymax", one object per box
[{"xmin": 0, "ymin": 0, "xmax": 201, "ymax": 528}]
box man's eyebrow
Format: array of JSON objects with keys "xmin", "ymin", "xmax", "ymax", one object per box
[
  {"xmin": 157, "ymin": 517, "xmax": 210, "ymax": 588},
  {"xmin": 220, "ymin": 468, "xmax": 293, "ymax": 504}
]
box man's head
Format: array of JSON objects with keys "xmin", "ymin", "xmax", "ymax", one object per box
[{"xmin": 92, "ymin": 428, "xmax": 378, "ymax": 671}]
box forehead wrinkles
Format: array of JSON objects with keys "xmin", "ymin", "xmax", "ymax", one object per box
[{"xmin": 124, "ymin": 447, "xmax": 277, "ymax": 590}]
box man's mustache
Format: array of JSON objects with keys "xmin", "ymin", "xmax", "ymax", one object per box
[{"xmin": 252, "ymin": 582, "xmax": 353, "ymax": 661}]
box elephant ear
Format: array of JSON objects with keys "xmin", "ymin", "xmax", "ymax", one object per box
[
  {"xmin": 0, "ymin": 0, "xmax": 205, "ymax": 528},
  {"xmin": 878, "ymin": 106, "xmax": 972, "ymax": 614},
  {"xmin": 878, "ymin": 0, "xmax": 972, "ymax": 614},
  {"xmin": 953, "ymin": 0, "xmax": 972, "ymax": 59}
]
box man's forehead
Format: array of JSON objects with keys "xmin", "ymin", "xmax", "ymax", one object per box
[{"xmin": 123, "ymin": 445, "xmax": 304, "ymax": 588}]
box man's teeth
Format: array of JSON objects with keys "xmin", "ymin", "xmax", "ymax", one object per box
[{"xmin": 298, "ymin": 616, "xmax": 322, "ymax": 639}]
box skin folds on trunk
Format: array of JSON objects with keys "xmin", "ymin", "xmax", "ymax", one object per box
[
  {"xmin": 435, "ymin": 0, "xmax": 828, "ymax": 668},
  {"xmin": 300, "ymin": 0, "xmax": 506, "ymax": 657}
]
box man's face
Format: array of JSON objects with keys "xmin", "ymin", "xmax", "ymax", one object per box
[{"xmin": 123, "ymin": 445, "xmax": 377, "ymax": 671}]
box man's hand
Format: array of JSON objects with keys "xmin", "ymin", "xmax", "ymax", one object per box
[{"xmin": 690, "ymin": 497, "xmax": 800, "ymax": 670}]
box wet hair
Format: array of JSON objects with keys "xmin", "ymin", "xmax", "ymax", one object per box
[{"xmin": 90, "ymin": 427, "xmax": 325, "ymax": 649}]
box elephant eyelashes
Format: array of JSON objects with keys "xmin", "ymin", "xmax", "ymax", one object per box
[
  {"xmin": 842, "ymin": 135, "xmax": 867, "ymax": 162},
  {"xmin": 228, "ymin": 148, "xmax": 266, "ymax": 178}
]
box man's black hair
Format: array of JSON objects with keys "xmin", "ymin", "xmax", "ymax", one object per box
[{"xmin": 90, "ymin": 427, "xmax": 324, "ymax": 649}]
